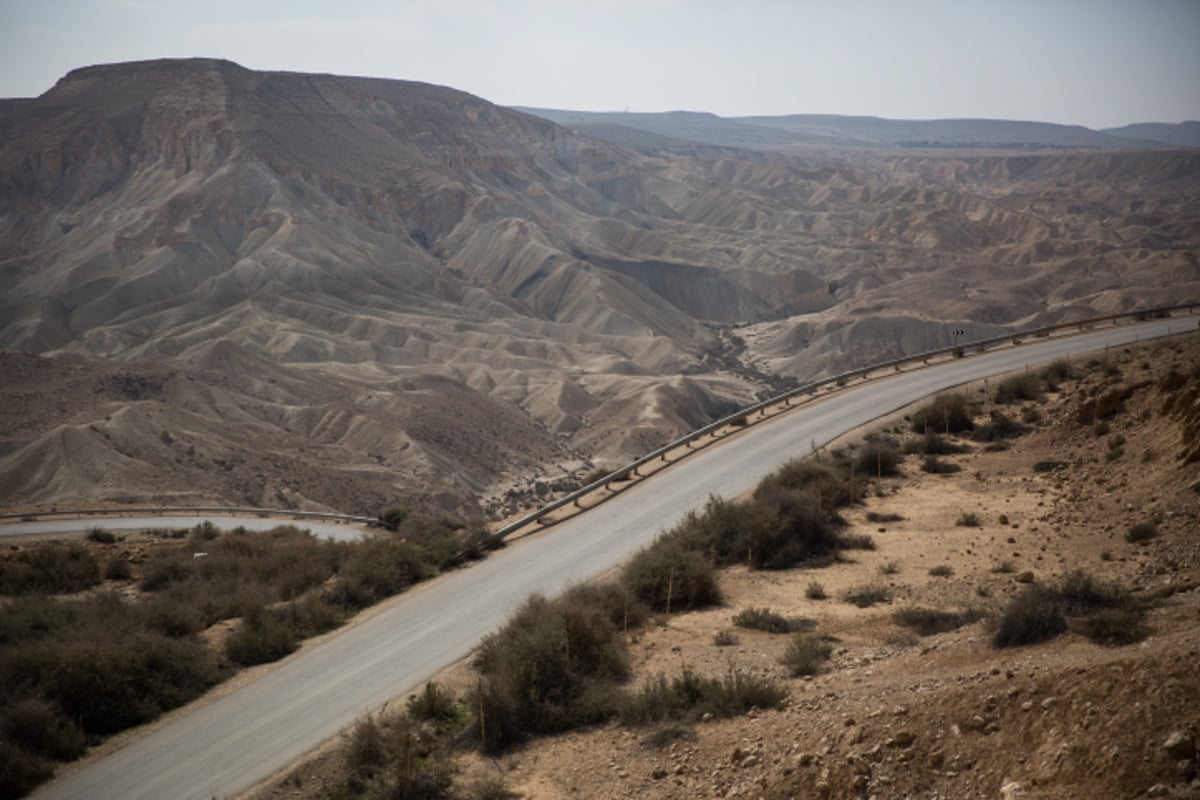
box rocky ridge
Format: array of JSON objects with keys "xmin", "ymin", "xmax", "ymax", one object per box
[{"xmin": 2, "ymin": 59, "xmax": 1198, "ymax": 514}]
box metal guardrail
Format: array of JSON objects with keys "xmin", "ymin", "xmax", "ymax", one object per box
[
  {"xmin": 485, "ymin": 302, "xmax": 1197, "ymax": 543},
  {"xmin": 0, "ymin": 505, "xmax": 376, "ymax": 526}
]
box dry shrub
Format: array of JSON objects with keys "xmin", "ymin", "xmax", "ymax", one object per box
[
  {"xmin": 732, "ymin": 607, "xmax": 813, "ymax": 634},
  {"xmin": 992, "ymin": 571, "xmax": 1147, "ymax": 648},
  {"xmin": 0, "ymin": 544, "xmax": 101, "ymax": 595},
  {"xmin": 781, "ymin": 635, "xmax": 833, "ymax": 676},
  {"xmin": 911, "ymin": 394, "xmax": 974, "ymax": 434},
  {"xmin": 994, "ymin": 373, "xmax": 1044, "ymax": 403},
  {"xmin": 471, "ymin": 593, "xmax": 628, "ymax": 752},
  {"xmin": 620, "ymin": 667, "xmax": 786, "ymax": 724},
  {"xmin": 893, "ymin": 607, "xmax": 983, "ymax": 636}
]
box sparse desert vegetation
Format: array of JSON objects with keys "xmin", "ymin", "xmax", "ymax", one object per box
[
  {"xmin": 10, "ymin": 335, "xmax": 1200, "ymax": 800},
  {"xmin": 0, "ymin": 516, "xmax": 490, "ymax": 797},
  {"xmin": 254, "ymin": 335, "xmax": 1200, "ymax": 800}
]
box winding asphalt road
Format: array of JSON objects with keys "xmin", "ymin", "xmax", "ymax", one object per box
[{"xmin": 32, "ymin": 317, "xmax": 1191, "ymax": 800}]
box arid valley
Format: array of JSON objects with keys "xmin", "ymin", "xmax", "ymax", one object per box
[{"xmin": 1, "ymin": 57, "xmax": 1199, "ymax": 800}]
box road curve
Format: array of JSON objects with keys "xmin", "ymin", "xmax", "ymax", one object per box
[
  {"xmin": 33, "ymin": 317, "xmax": 1190, "ymax": 800},
  {"xmin": 0, "ymin": 515, "xmax": 369, "ymax": 542}
]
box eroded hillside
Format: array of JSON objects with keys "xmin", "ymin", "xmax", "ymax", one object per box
[{"xmin": 1, "ymin": 59, "xmax": 1198, "ymax": 514}]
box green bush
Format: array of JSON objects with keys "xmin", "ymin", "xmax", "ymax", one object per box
[
  {"xmin": 142, "ymin": 595, "xmax": 206, "ymax": 638},
  {"xmin": 0, "ymin": 544, "xmax": 101, "ymax": 595},
  {"xmin": 378, "ymin": 505, "xmax": 409, "ymax": 531},
  {"xmin": 224, "ymin": 607, "xmax": 299, "ymax": 666},
  {"xmin": 620, "ymin": 667, "xmax": 786, "ymax": 724},
  {"xmin": 911, "ymin": 394, "xmax": 974, "ymax": 434},
  {"xmin": 330, "ymin": 538, "xmax": 430, "ymax": 609},
  {"xmin": 992, "ymin": 585, "xmax": 1066, "ymax": 648},
  {"xmin": 805, "ymin": 581, "xmax": 827, "ymax": 600},
  {"xmin": 1, "ymin": 697, "xmax": 87, "ymax": 761},
  {"xmin": 7, "ymin": 633, "xmax": 222, "ymax": 736},
  {"xmin": 0, "ymin": 738, "xmax": 54, "ymax": 799},
  {"xmin": 755, "ymin": 458, "xmax": 861, "ymax": 513},
  {"xmin": 471, "ymin": 593, "xmax": 628, "ymax": 752},
  {"xmin": 992, "ymin": 571, "xmax": 1147, "ymax": 648},
  {"xmin": 744, "ymin": 484, "xmax": 849, "ymax": 568},
  {"xmin": 781, "ymin": 635, "xmax": 833, "ymax": 676},
  {"xmin": 407, "ymin": 682, "xmax": 458, "ymax": 724},
  {"xmin": 374, "ymin": 722, "xmax": 454, "ymax": 800},
  {"xmin": 928, "ymin": 564, "xmax": 954, "ymax": 577},
  {"xmin": 854, "ymin": 442, "xmax": 902, "ymax": 477},
  {"xmin": 994, "ymin": 374, "xmax": 1044, "ymax": 404},
  {"xmin": 563, "ymin": 582, "xmax": 648, "ymax": 630},
  {"xmin": 345, "ymin": 716, "xmax": 387, "ymax": 772},
  {"xmin": 621, "ymin": 541, "xmax": 720, "ymax": 612},
  {"xmin": 104, "ymin": 558, "xmax": 133, "ymax": 581},
  {"xmin": 956, "ymin": 512, "xmax": 981, "ymax": 527}
]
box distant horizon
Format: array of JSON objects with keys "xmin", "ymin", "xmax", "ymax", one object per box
[
  {"xmin": 5, "ymin": 55, "xmax": 1197, "ymax": 133},
  {"xmin": 2, "ymin": 2, "xmax": 1197, "ymax": 130}
]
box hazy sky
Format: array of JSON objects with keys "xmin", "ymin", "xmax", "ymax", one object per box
[{"xmin": 1, "ymin": 0, "xmax": 1197, "ymax": 129}]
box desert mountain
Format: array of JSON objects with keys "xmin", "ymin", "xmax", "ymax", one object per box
[
  {"xmin": 2, "ymin": 58, "xmax": 1198, "ymax": 516},
  {"xmin": 1102, "ymin": 121, "xmax": 1200, "ymax": 148},
  {"xmin": 516, "ymin": 108, "xmax": 1184, "ymax": 150}
]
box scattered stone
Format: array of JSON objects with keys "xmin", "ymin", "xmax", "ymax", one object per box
[
  {"xmin": 1146, "ymin": 785, "xmax": 1169, "ymax": 798},
  {"xmin": 999, "ymin": 780, "xmax": 1027, "ymax": 799},
  {"xmin": 1165, "ymin": 731, "xmax": 1196, "ymax": 760},
  {"xmin": 886, "ymin": 731, "xmax": 917, "ymax": 748},
  {"xmin": 1041, "ymin": 697, "xmax": 1057, "ymax": 711},
  {"xmin": 1016, "ymin": 571, "xmax": 1036, "ymax": 583},
  {"xmin": 964, "ymin": 715, "xmax": 988, "ymax": 732},
  {"xmin": 652, "ymin": 766, "xmax": 668, "ymax": 780}
]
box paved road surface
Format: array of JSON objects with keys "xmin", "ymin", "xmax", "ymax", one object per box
[
  {"xmin": 0, "ymin": 515, "xmax": 368, "ymax": 542},
  {"xmin": 32, "ymin": 317, "xmax": 1190, "ymax": 799}
]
